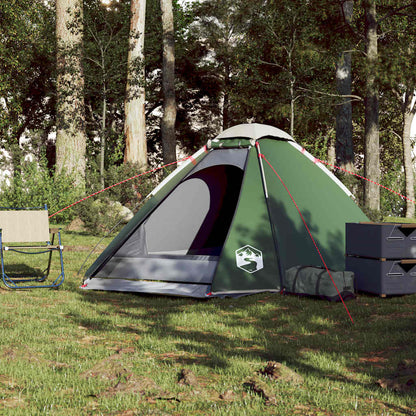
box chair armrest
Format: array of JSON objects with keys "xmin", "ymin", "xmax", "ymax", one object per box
[{"xmin": 49, "ymin": 228, "xmax": 60, "ymax": 234}]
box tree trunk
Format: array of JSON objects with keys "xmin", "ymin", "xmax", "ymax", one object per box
[
  {"xmin": 100, "ymin": 45, "xmax": 107, "ymax": 190},
  {"xmin": 288, "ymin": 29, "xmax": 295, "ymax": 138},
  {"xmin": 327, "ymin": 129, "xmax": 336, "ymax": 168},
  {"xmin": 364, "ymin": 0, "xmax": 380, "ymax": 211},
  {"xmin": 403, "ymin": 89, "xmax": 416, "ymax": 218},
  {"xmin": 55, "ymin": 0, "xmax": 87, "ymax": 189},
  {"xmin": 160, "ymin": 0, "xmax": 177, "ymax": 164},
  {"xmin": 222, "ymin": 62, "xmax": 231, "ymax": 130},
  {"xmin": 290, "ymin": 76, "xmax": 295, "ymax": 138},
  {"xmin": 100, "ymin": 87, "xmax": 107, "ymax": 190},
  {"xmin": 336, "ymin": 0, "xmax": 354, "ymax": 172},
  {"xmin": 124, "ymin": 0, "xmax": 147, "ymax": 169}
]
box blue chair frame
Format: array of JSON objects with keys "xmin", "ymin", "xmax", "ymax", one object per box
[{"xmin": 0, "ymin": 205, "xmax": 65, "ymax": 289}]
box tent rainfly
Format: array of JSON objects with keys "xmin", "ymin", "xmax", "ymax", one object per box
[{"xmin": 82, "ymin": 124, "xmax": 368, "ymax": 297}]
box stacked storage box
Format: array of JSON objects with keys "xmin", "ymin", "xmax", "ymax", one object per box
[{"xmin": 345, "ymin": 222, "xmax": 416, "ymax": 296}]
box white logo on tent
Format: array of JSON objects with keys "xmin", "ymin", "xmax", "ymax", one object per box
[{"xmin": 235, "ymin": 245, "xmax": 263, "ymax": 273}]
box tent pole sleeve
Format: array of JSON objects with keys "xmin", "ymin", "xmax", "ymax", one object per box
[
  {"xmin": 256, "ymin": 143, "xmax": 269, "ymax": 198},
  {"xmin": 255, "ymin": 142, "xmax": 285, "ymax": 291}
]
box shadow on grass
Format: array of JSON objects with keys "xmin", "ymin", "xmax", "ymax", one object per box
[
  {"xmin": 3, "ymin": 264, "xmax": 40, "ymax": 277},
  {"xmin": 74, "ymin": 286, "xmax": 416, "ymax": 398}
]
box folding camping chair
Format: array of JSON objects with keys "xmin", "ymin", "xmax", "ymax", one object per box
[{"xmin": 0, "ymin": 205, "xmax": 64, "ymax": 289}]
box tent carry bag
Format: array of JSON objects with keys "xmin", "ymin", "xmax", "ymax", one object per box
[{"xmin": 283, "ymin": 266, "xmax": 355, "ymax": 302}]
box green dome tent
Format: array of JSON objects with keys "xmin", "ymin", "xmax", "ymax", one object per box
[{"xmin": 82, "ymin": 124, "xmax": 367, "ymax": 297}]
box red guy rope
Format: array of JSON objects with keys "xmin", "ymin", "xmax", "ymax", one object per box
[
  {"xmin": 48, "ymin": 156, "xmax": 193, "ymax": 219},
  {"xmin": 259, "ymin": 152, "xmax": 355, "ymax": 324},
  {"xmin": 316, "ymin": 158, "xmax": 416, "ymax": 205}
]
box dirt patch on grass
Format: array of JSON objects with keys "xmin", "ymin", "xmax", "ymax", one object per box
[
  {"xmin": 377, "ymin": 360, "xmax": 416, "ymax": 393},
  {"xmin": 81, "ymin": 349, "xmax": 172, "ymax": 400},
  {"xmin": 356, "ymin": 347, "xmax": 403, "ymax": 370},
  {"xmin": 99, "ymin": 374, "xmax": 159, "ymax": 398},
  {"xmin": 359, "ymin": 354, "xmax": 388, "ymax": 368},
  {"xmin": 0, "ymin": 374, "xmax": 26, "ymax": 409},
  {"xmin": 219, "ymin": 389, "xmax": 238, "ymax": 401},
  {"xmin": 66, "ymin": 218, "xmax": 86, "ymax": 232},
  {"xmin": 2, "ymin": 345, "xmax": 71, "ymax": 373},
  {"xmin": 243, "ymin": 361, "xmax": 304, "ymax": 406},
  {"xmin": 81, "ymin": 353, "xmax": 129, "ymax": 382},
  {"xmin": 178, "ymin": 369, "xmax": 198, "ymax": 386},
  {"xmin": 3, "ymin": 345, "xmax": 44, "ymax": 365},
  {"xmin": 258, "ymin": 361, "xmax": 304, "ymax": 385},
  {"xmin": 156, "ymin": 351, "xmax": 209, "ymax": 366},
  {"xmin": 243, "ymin": 376, "xmax": 277, "ymax": 405},
  {"xmin": 1, "ymin": 395, "xmax": 26, "ymax": 409}
]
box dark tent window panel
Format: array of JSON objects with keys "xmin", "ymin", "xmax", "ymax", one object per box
[
  {"xmin": 187, "ymin": 165, "xmax": 244, "ymax": 255},
  {"xmin": 115, "ymin": 164, "xmax": 245, "ymax": 258}
]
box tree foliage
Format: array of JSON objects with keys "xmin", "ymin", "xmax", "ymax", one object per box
[
  {"xmin": 0, "ymin": 0, "xmax": 55, "ymax": 171},
  {"xmin": 2, "ymin": 0, "xmax": 416, "ymax": 217},
  {"xmin": 83, "ymin": 0, "xmax": 131, "ymax": 185}
]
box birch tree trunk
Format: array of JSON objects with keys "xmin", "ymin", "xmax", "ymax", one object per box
[
  {"xmin": 100, "ymin": 85, "xmax": 107, "ymax": 190},
  {"xmin": 288, "ymin": 25, "xmax": 296, "ymax": 138},
  {"xmin": 222, "ymin": 63, "xmax": 231, "ymax": 131},
  {"xmin": 336, "ymin": 0, "xmax": 354, "ymax": 172},
  {"xmin": 403, "ymin": 89, "xmax": 416, "ymax": 218},
  {"xmin": 124, "ymin": 0, "xmax": 147, "ymax": 169},
  {"xmin": 364, "ymin": 0, "xmax": 380, "ymax": 211},
  {"xmin": 56, "ymin": 0, "xmax": 87, "ymax": 189},
  {"xmin": 160, "ymin": 0, "xmax": 177, "ymax": 164}
]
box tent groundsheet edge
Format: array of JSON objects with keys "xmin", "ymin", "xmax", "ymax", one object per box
[{"xmin": 82, "ymin": 278, "xmax": 211, "ymax": 298}]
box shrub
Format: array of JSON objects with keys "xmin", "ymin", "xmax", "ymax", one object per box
[
  {"xmin": 75, "ymin": 198, "xmax": 128, "ymax": 236},
  {"xmin": 0, "ymin": 158, "xmax": 82, "ymax": 223},
  {"xmin": 77, "ymin": 163, "xmax": 158, "ymax": 235},
  {"xmin": 380, "ymin": 160, "xmax": 406, "ymax": 218},
  {"xmin": 85, "ymin": 162, "xmax": 156, "ymax": 208}
]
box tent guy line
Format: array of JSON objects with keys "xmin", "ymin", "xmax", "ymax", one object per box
[
  {"xmin": 259, "ymin": 149, "xmax": 354, "ymax": 324},
  {"xmin": 49, "ymin": 147, "xmax": 415, "ymax": 221},
  {"xmin": 316, "ymin": 157, "xmax": 416, "ymax": 205},
  {"xmin": 48, "ymin": 156, "xmax": 195, "ymax": 219}
]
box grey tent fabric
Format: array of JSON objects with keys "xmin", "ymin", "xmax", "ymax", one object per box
[
  {"xmin": 84, "ymin": 278, "xmax": 210, "ymax": 297},
  {"xmin": 215, "ymin": 123, "xmax": 294, "ymax": 142},
  {"xmin": 187, "ymin": 148, "xmax": 248, "ymax": 175},
  {"xmin": 95, "ymin": 255, "xmax": 217, "ymax": 283},
  {"xmin": 132, "ymin": 178, "xmax": 211, "ymax": 256}
]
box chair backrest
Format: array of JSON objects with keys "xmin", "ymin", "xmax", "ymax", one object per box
[{"xmin": 0, "ymin": 210, "xmax": 50, "ymax": 243}]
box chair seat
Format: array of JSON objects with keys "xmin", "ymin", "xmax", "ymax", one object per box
[{"xmin": 0, "ymin": 206, "xmax": 65, "ymax": 289}]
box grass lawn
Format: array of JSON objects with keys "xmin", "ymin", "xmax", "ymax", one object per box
[{"xmin": 0, "ymin": 226, "xmax": 415, "ymax": 415}]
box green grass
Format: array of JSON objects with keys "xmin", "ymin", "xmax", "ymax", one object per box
[
  {"xmin": 383, "ymin": 216, "xmax": 416, "ymax": 224},
  {"xmin": 0, "ymin": 226, "xmax": 415, "ymax": 415}
]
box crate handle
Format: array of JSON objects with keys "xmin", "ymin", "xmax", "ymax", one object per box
[{"xmin": 387, "ymin": 260, "xmax": 416, "ymax": 277}]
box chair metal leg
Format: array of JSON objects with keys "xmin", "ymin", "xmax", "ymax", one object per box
[{"xmin": 1, "ymin": 243, "xmax": 65, "ymax": 289}]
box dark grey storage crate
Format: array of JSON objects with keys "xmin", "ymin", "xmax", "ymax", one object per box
[
  {"xmin": 346, "ymin": 222, "xmax": 416, "ymax": 259},
  {"xmin": 345, "ymin": 256, "xmax": 416, "ymax": 296}
]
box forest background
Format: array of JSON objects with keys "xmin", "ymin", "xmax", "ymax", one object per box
[{"xmin": 1, "ymin": 0, "xmax": 416, "ymax": 232}]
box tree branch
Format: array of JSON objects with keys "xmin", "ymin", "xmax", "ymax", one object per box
[
  {"xmin": 297, "ymin": 86, "xmax": 363, "ymax": 102},
  {"xmin": 378, "ymin": 3, "xmax": 416, "ymax": 25}
]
